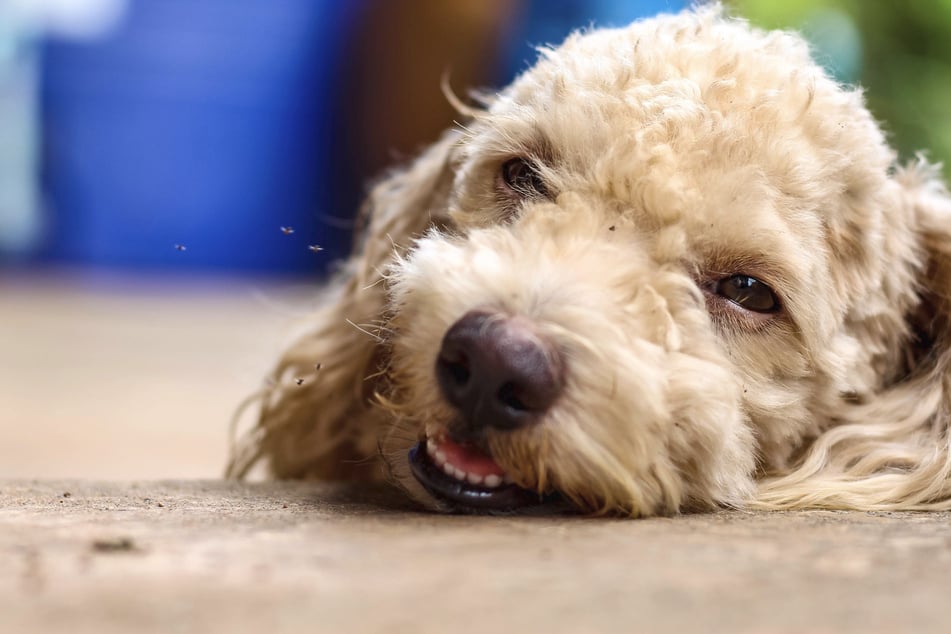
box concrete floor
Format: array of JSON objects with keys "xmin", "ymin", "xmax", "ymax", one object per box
[
  {"xmin": 0, "ymin": 271, "xmax": 311, "ymax": 479},
  {"xmin": 4, "ymin": 272, "xmax": 951, "ymax": 633},
  {"xmin": 4, "ymin": 480, "xmax": 951, "ymax": 634}
]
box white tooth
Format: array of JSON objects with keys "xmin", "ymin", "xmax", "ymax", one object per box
[
  {"xmin": 484, "ymin": 474, "xmax": 502, "ymax": 488},
  {"xmin": 467, "ymin": 473, "xmax": 483, "ymax": 486},
  {"xmin": 452, "ymin": 467, "xmax": 466, "ymax": 480},
  {"xmin": 427, "ymin": 439, "xmax": 436, "ymax": 455},
  {"xmin": 442, "ymin": 462, "xmax": 455, "ymax": 477},
  {"xmin": 434, "ymin": 450, "xmax": 446, "ymax": 465}
]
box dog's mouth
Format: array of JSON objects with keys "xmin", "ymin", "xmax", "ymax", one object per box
[{"xmin": 408, "ymin": 434, "xmax": 557, "ymax": 513}]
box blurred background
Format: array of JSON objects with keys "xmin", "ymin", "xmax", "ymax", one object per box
[{"xmin": 1, "ymin": 0, "xmax": 948, "ymax": 479}]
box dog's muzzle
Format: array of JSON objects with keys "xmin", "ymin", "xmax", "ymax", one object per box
[{"xmin": 407, "ymin": 311, "xmax": 566, "ymax": 513}]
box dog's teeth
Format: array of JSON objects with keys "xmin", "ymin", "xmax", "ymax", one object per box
[{"xmin": 426, "ymin": 438, "xmax": 509, "ymax": 488}]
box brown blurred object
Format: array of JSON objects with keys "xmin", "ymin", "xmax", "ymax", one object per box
[{"xmin": 342, "ymin": 1, "xmax": 522, "ymax": 177}]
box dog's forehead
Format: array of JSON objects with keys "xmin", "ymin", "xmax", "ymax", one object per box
[
  {"xmin": 498, "ymin": 16, "xmax": 816, "ymax": 145},
  {"xmin": 480, "ymin": 11, "xmax": 893, "ymax": 230}
]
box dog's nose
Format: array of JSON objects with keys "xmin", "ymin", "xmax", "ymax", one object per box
[{"xmin": 436, "ymin": 311, "xmax": 563, "ymax": 431}]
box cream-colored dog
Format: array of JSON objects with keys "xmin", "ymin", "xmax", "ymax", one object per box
[{"xmin": 228, "ymin": 5, "xmax": 951, "ymax": 516}]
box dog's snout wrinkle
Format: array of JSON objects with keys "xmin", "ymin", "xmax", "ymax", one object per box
[{"xmin": 436, "ymin": 311, "xmax": 563, "ymax": 431}]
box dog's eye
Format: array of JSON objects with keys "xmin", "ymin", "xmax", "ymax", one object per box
[
  {"xmin": 500, "ymin": 158, "xmax": 548, "ymax": 198},
  {"xmin": 715, "ymin": 275, "xmax": 779, "ymax": 313}
]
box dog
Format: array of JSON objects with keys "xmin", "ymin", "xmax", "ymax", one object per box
[{"xmin": 227, "ymin": 4, "xmax": 951, "ymax": 517}]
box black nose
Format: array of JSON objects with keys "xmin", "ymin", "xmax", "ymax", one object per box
[{"xmin": 436, "ymin": 311, "xmax": 564, "ymax": 432}]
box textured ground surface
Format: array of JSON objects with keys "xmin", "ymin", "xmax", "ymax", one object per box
[{"xmin": 4, "ymin": 479, "xmax": 951, "ymax": 634}]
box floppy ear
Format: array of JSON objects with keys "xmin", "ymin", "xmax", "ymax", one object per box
[
  {"xmin": 755, "ymin": 158, "xmax": 951, "ymax": 509},
  {"xmin": 227, "ymin": 129, "xmax": 461, "ymax": 480}
]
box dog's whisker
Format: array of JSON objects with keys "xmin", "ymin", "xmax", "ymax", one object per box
[
  {"xmin": 362, "ymin": 275, "xmax": 387, "ymax": 291},
  {"xmin": 345, "ymin": 319, "xmax": 384, "ymax": 343}
]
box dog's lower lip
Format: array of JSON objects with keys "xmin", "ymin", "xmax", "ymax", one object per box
[{"xmin": 408, "ymin": 441, "xmax": 548, "ymax": 513}]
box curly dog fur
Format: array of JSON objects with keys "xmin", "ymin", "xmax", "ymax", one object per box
[{"xmin": 228, "ymin": 5, "xmax": 951, "ymax": 516}]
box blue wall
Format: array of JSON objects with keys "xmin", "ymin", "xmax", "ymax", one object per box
[{"xmin": 40, "ymin": 0, "xmax": 362, "ymax": 273}]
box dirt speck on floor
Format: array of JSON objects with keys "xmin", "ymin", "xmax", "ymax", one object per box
[{"xmin": 90, "ymin": 537, "xmax": 138, "ymax": 554}]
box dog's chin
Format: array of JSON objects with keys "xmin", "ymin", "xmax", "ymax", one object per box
[{"xmin": 405, "ymin": 433, "xmax": 568, "ymax": 515}]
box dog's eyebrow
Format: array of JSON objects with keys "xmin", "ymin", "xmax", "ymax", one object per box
[
  {"xmin": 523, "ymin": 132, "xmax": 556, "ymax": 164},
  {"xmin": 478, "ymin": 119, "xmax": 556, "ymax": 165},
  {"xmin": 701, "ymin": 250, "xmax": 798, "ymax": 296}
]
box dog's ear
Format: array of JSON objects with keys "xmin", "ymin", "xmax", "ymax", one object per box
[
  {"xmin": 900, "ymin": 161, "xmax": 951, "ymax": 358},
  {"xmin": 227, "ymin": 129, "xmax": 461, "ymax": 480},
  {"xmin": 756, "ymin": 159, "xmax": 951, "ymax": 509}
]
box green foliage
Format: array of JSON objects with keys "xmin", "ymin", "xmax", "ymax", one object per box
[{"xmin": 731, "ymin": 0, "xmax": 951, "ymax": 177}]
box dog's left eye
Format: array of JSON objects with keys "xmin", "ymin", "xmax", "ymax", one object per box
[
  {"xmin": 714, "ymin": 275, "xmax": 779, "ymax": 313},
  {"xmin": 500, "ymin": 158, "xmax": 549, "ymax": 199}
]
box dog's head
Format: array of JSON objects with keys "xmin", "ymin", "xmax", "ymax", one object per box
[
  {"xmin": 370, "ymin": 6, "xmax": 951, "ymax": 516},
  {"xmin": 232, "ymin": 6, "xmax": 951, "ymax": 516}
]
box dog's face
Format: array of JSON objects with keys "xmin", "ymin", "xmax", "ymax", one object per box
[{"xmin": 377, "ymin": 10, "xmax": 924, "ymax": 516}]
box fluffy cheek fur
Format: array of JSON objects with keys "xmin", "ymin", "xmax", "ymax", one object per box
[{"xmin": 381, "ymin": 204, "xmax": 755, "ymax": 516}]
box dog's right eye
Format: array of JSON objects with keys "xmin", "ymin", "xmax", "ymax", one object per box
[{"xmin": 500, "ymin": 158, "xmax": 549, "ymax": 199}]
